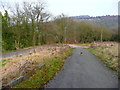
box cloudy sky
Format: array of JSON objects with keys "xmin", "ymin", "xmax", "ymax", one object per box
[
  {"xmin": 47, "ymin": 0, "xmax": 118, "ymax": 16},
  {"xmin": 1, "ymin": 0, "xmax": 119, "ymax": 16}
]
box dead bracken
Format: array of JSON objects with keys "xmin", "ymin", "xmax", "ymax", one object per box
[{"xmin": 1, "ymin": 44, "xmax": 70, "ymax": 86}]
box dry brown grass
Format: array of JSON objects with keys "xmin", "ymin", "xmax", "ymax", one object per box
[
  {"xmin": 89, "ymin": 42, "xmax": 118, "ymax": 71},
  {"xmin": 1, "ymin": 45, "xmax": 70, "ymax": 85},
  {"xmin": 91, "ymin": 41, "xmax": 118, "ymax": 47}
]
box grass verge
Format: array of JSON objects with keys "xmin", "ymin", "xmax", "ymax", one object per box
[
  {"xmin": 88, "ymin": 46, "xmax": 118, "ymax": 72},
  {"xmin": 14, "ymin": 48, "xmax": 73, "ymax": 88}
]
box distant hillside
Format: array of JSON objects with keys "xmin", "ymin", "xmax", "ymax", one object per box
[{"xmin": 69, "ymin": 15, "xmax": 118, "ymax": 30}]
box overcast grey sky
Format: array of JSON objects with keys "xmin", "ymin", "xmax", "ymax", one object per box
[
  {"xmin": 47, "ymin": 0, "xmax": 118, "ymax": 16},
  {"xmin": 1, "ymin": 0, "xmax": 119, "ymax": 16}
]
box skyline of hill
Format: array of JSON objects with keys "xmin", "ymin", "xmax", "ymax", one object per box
[{"xmin": 69, "ymin": 15, "xmax": 118, "ymax": 30}]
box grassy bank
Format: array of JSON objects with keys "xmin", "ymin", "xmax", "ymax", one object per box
[
  {"xmin": 88, "ymin": 44, "xmax": 118, "ymax": 72},
  {"xmin": 14, "ymin": 48, "xmax": 72, "ymax": 88},
  {"xmin": 2, "ymin": 45, "xmax": 71, "ymax": 86}
]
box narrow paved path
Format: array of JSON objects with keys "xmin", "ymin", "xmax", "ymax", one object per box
[{"xmin": 45, "ymin": 48, "xmax": 118, "ymax": 88}]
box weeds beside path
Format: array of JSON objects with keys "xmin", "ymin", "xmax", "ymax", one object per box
[
  {"xmin": 1, "ymin": 44, "xmax": 71, "ymax": 86},
  {"xmin": 14, "ymin": 48, "xmax": 72, "ymax": 88},
  {"xmin": 88, "ymin": 43, "xmax": 118, "ymax": 72}
]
